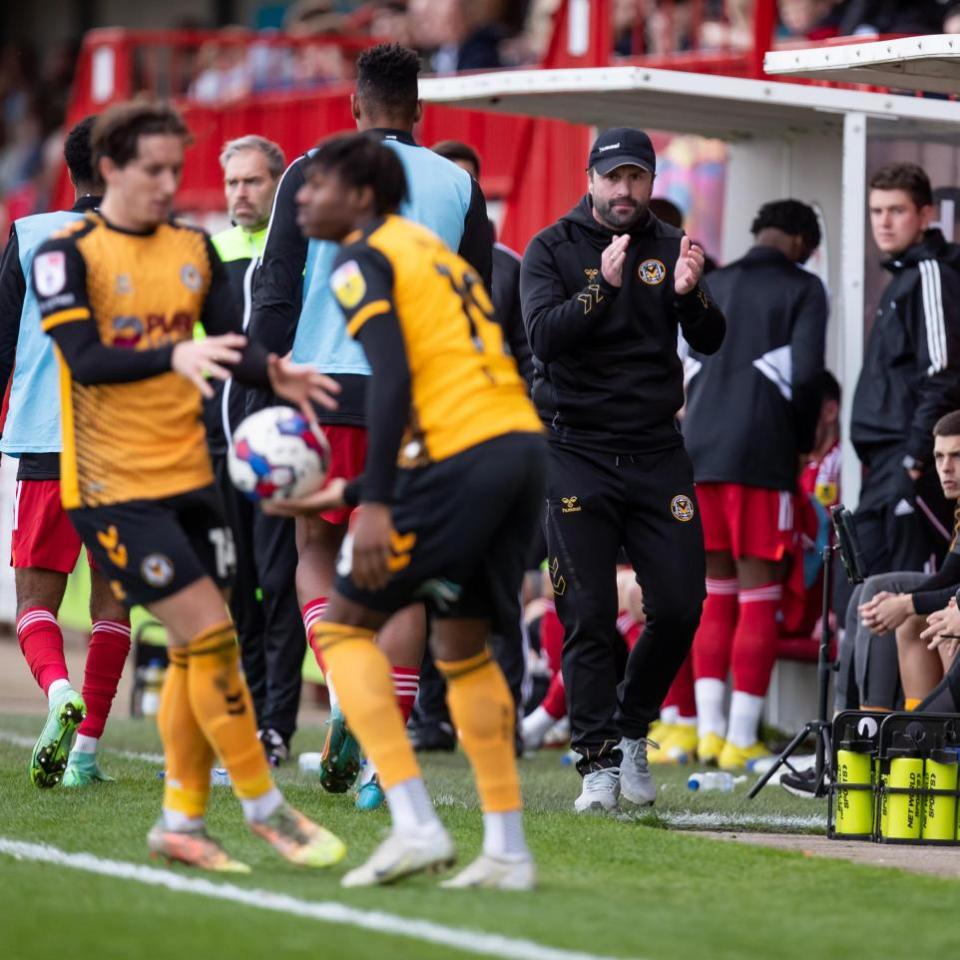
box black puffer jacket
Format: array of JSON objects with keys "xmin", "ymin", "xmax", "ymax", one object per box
[{"xmin": 520, "ymin": 197, "xmax": 725, "ymax": 451}]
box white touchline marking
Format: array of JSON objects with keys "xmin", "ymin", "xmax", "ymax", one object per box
[
  {"xmin": 0, "ymin": 839, "xmax": 640, "ymax": 960},
  {"xmin": 0, "ymin": 730, "xmax": 163, "ymax": 765},
  {"xmin": 659, "ymin": 812, "xmax": 825, "ymax": 830}
]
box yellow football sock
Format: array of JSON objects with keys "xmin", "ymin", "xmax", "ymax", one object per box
[
  {"xmin": 187, "ymin": 622, "xmax": 273, "ymax": 800},
  {"xmin": 158, "ymin": 647, "xmax": 214, "ymax": 818},
  {"xmin": 905, "ymin": 698, "xmax": 922, "ymax": 711},
  {"xmin": 438, "ymin": 650, "xmax": 521, "ymax": 813},
  {"xmin": 311, "ymin": 621, "xmax": 421, "ymax": 790}
]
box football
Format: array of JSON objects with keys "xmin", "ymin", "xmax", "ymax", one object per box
[{"xmin": 228, "ymin": 407, "xmax": 331, "ymax": 502}]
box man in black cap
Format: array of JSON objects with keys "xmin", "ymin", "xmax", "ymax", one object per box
[{"xmin": 520, "ymin": 127, "xmax": 725, "ymax": 813}]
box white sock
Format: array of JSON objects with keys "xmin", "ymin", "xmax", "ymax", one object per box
[
  {"xmin": 676, "ymin": 715, "xmax": 697, "ymax": 727},
  {"xmin": 72, "ymin": 734, "xmax": 98, "ymax": 754},
  {"xmin": 358, "ymin": 758, "xmax": 378, "ymax": 787},
  {"xmin": 240, "ymin": 786, "xmax": 284, "ymax": 823},
  {"xmin": 47, "ymin": 679, "xmax": 70, "ymax": 702},
  {"xmin": 163, "ymin": 809, "xmax": 204, "ymax": 832},
  {"xmin": 659, "ymin": 705, "xmax": 679, "ymax": 725},
  {"xmin": 521, "ymin": 705, "xmax": 556, "ymax": 746},
  {"xmin": 482, "ymin": 810, "xmax": 529, "ymax": 858},
  {"xmin": 726, "ymin": 691, "xmax": 765, "ymax": 748},
  {"xmin": 385, "ymin": 777, "xmax": 442, "ymax": 831},
  {"xmin": 694, "ymin": 678, "xmax": 727, "ymax": 739},
  {"xmin": 327, "ymin": 675, "xmax": 339, "ymax": 712}
]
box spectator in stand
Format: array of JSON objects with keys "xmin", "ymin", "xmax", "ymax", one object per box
[
  {"xmin": 684, "ymin": 199, "xmax": 827, "ymax": 772},
  {"xmin": 410, "ymin": 0, "xmax": 504, "ymax": 72},
  {"xmin": 835, "ymin": 0, "xmax": 946, "ymax": 35},
  {"xmin": 946, "ymin": 5, "xmax": 960, "ymax": 33},
  {"xmin": 777, "ymin": 0, "xmax": 843, "ymax": 40}
]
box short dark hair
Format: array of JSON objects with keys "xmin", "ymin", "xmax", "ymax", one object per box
[
  {"xmin": 92, "ymin": 101, "xmax": 191, "ymax": 170},
  {"xmin": 934, "ymin": 410, "xmax": 960, "ymax": 438},
  {"xmin": 355, "ymin": 43, "xmax": 420, "ymax": 122},
  {"xmin": 432, "ymin": 140, "xmax": 481, "ymax": 178},
  {"xmin": 309, "ymin": 133, "xmax": 408, "ymax": 216},
  {"xmin": 869, "ymin": 162, "xmax": 933, "ymax": 211},
  {"xmin": 820, "ymin": 370, "xmax": 841, "ymax": 406},
  {"xmin": 63, "ymin": 115, "xmax": 99, "ymax": 189},
  {"xmin": 750, "ymin": 199, "xmax": 821, "ymax": 250}
]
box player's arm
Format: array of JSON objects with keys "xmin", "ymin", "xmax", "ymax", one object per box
[
  {"xmin": 34, "ymin": 238, "xmax": 180, "ymax": 384},
  {"xmin": 246, "ymin": 158, "xmax": 308, "ymax": 356},
  {"xmin": 458, "ymin": 177, "xmax": 494, "ymax": 291},
  {"xmin": 0, "ymin": 224, "xmax": 25, "ymax": 405},
  {"xmin": 520, "ymin": 233, "xmax": 619, "ymax": 363},
  {"xmin": 906, "ymin": 259, "xmax": 960, "ymax": 467},
  {"xmin": 790, "ymin": 275, "xmax": 828, "ymax": 454}
]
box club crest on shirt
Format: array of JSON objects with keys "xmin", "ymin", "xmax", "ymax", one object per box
[
  {"xmin": 331, "ymin": 259, "xmax": 366, "ymax": 309},
  {"xmin": 670, "ymin": 494, "xmax": 695, "ymax": 522},
  {"xmin": 639, "ymin": 259, "xmax": 666, "ymax": 286},
  {"xmin": 34, "ymin": 251, "xmax": 66, "ymax": 297},
  {"xmin": 180, "ymin": 264, "xmax": 202, "ymax": 292}
]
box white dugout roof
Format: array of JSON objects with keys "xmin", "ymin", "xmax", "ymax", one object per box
[{"xmin": 420, "ymin": 58, "xmax": 960, "ymax": 506}]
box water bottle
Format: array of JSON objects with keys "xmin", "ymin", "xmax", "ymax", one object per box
[
  {"xmin": 140, "ymin": 659, "xmax": 165, "ymax": 716},
  {"xmin": 687, "ymin": 771, "xmax": 737, "ymax": 792}
]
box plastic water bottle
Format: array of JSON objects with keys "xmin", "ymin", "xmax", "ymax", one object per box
[
  {"xmin": 687, "ymin": 771, "xmax": 737, "ymax": 792},
  {"xmin": 140, "ymin": 660, "xmax": 165, "ymax": 716}
]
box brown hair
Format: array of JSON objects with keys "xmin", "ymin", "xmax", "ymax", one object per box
[
  {"xmin": 432, "ymin": 140, "xmax": 481, "ymax": 179},
  {"xmin": 869, "ymin": 162, "xmax": 933, "ymax": 211},
  {"xmin": 934, "ymin": 410, "xmax": 960, "ymax": 438},
  {"xmin": 92, "ymin": 101, "xmax": 191, "ymax": 170}
]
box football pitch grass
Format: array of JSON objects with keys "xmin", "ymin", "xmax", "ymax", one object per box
[{"xmin": 0, "ymin": 712, "xmax": 954, "ymax": 960}]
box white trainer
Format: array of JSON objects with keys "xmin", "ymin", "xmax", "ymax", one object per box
[
  {"xmin": 341, "ymin": 822, "xmax": 455, "ymax": 887},
  {"xmin": 620, "ymin": 737, "xmax": 657, "ymax": 806},
  {"xmin": 574, "ymin": 767, "xmax": 620, "ymax": 813},
  {"xmin": 441, "ymin": 853, "xmax": 536, "ymax": 891}
]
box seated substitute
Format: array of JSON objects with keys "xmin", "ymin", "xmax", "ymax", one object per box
[
  {"xmin": 32, "ymin": 100, "xmax": 344, "ymax": 872},
  {"xmin": 265, "ymin": 132, "xmax": 546, "ymax": 890}
]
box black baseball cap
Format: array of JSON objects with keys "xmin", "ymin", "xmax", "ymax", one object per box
[{"xmin": 587, "ymin": 127, "xmax": 656, "ymax": 176}]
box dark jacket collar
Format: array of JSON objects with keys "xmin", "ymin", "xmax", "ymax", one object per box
[
  {"xmin": 71, "ymin": 195, "xmax": 101, "ymax": 213},
  {"xmin": 883, "ymin": 228, "xmax": 949, "ymax": 272},
  {"xmin": 741, "ymin": 245, "xmax": 793, "ymax": 265}
]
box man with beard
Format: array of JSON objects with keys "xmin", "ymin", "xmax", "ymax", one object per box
[{"xmin": 520, "ymin": 127, "xmax": 725, "ymax": 812}]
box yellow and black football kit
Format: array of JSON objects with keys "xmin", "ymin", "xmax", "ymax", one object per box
[
  {"xmin": 31, "ymin": 212, "xmax": 268, "ymax": 605},
  {"xmin": 329, "ymin": 214, "xmax": 545, "ymax": 618}
]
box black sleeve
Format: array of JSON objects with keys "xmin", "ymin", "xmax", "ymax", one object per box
[
  {"xmin": 520, "ymin": 233, "xmax": 619, "ymax": 363},
  {"xmin": 492, "ymin": 247, "xmax": 533, "ymax": 388},
  {"xmin": 0, "ymin": 225, "xmax": 25, "ymax": 403},
  {"xmin": 331, "ymin": 244, "xmax": 407, "ymax": 503},
  {"xmin": 906, "ymin": 260, "xmax": 960, "ymax": 464},
  {"xmin": 247, "ymin": 159, "xmax": 307, "ymax": 356},
  {"xmin": 458, "ymin": 177, "xmax": 494, "ymax": 291},
  {"xmin": 674, "ymin": 279, "xmax": 726, "ymax": 356},
  {"xmin": 199, "ymin": 236, "xmax": 270, "ymax": 387},
  {"xmin": 33, "ymin": 237, "xmax": 175, "ymax": 384},
  {"xmin": 790, "ymin": 276, "xmax": 829, "ymax": 454},
  {"xmin": 912, "ymin": 550, "xmax": 960, "ymax": 614}
]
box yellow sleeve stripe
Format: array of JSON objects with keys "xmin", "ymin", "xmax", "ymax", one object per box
[
  {"xmin": 346, "ymin": 299, "xmax": 391, "ymax": 338},
  {"xmin": 41, "ymin": 307, "xmax": 90, "ymax": 332}
]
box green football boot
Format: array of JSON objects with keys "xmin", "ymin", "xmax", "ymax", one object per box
[
  {"xmin": 319, "ymin": 705, "xmax": 361, "ymax": 793},
  {"xmin": 62, "ymin": 749, "xmax": 116, "ymax": 787},
  {"xmin": 30, "ymin": 687, "xmax": 86, "ymax": 788}
]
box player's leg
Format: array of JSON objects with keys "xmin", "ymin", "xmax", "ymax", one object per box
[
  {"xmin": 618, "ymin": 446, "xmax": 705, "ymax": 805},
  {"xmin": 62, "ymin": 565, "xmax": 131, "ymax": 786},
  {"xmin": 13, "ymin": 475, "xmax": 87, "ymax": 787},
  {"xmin": 896, "ymin": 613, "xmax": 945, "ymax": 709}
]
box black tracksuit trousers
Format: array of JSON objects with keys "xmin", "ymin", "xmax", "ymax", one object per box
[
  {"xmin": 213, "ymin": 454, "xmax": 305, "ymax": 743},
  {"xmin": 545, "ymin": 440, "xmax": 706, "ymax": 775}
]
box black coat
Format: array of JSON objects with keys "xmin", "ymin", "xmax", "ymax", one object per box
[
  {"xmin": 683, "ymin": 246, "xmax": 828, "ymax": 491},
  {"xmin": 851, "ymin": 229, "xmax": 960, "ymax": 467},
  {"xmin": 492, "ymin": 242, "xmax": 533, "ymax": 388},
  {"xmin": 520, "ymin": 197, "xmax": 725, "ymax": 451}
]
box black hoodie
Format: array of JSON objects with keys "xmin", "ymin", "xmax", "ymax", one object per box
[
  {"xmin": 850, "ymin": 228, "xmax": 960, "ymax": 466},
  {"xmin": 520, "ymin": 197, "xmax": 725, "ymax": 452}
]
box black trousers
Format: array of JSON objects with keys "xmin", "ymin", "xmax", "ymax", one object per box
[
  {"xmin": 835, "ymin": 447, "xmax": 952, "ymax": 617},
  {"xmin": 545, "ymin": 441, "xmax": 706, "ymax": 774},
  {"xmin": 213, "ymin": 454, "xmax": 305, "ymax": 742}
]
